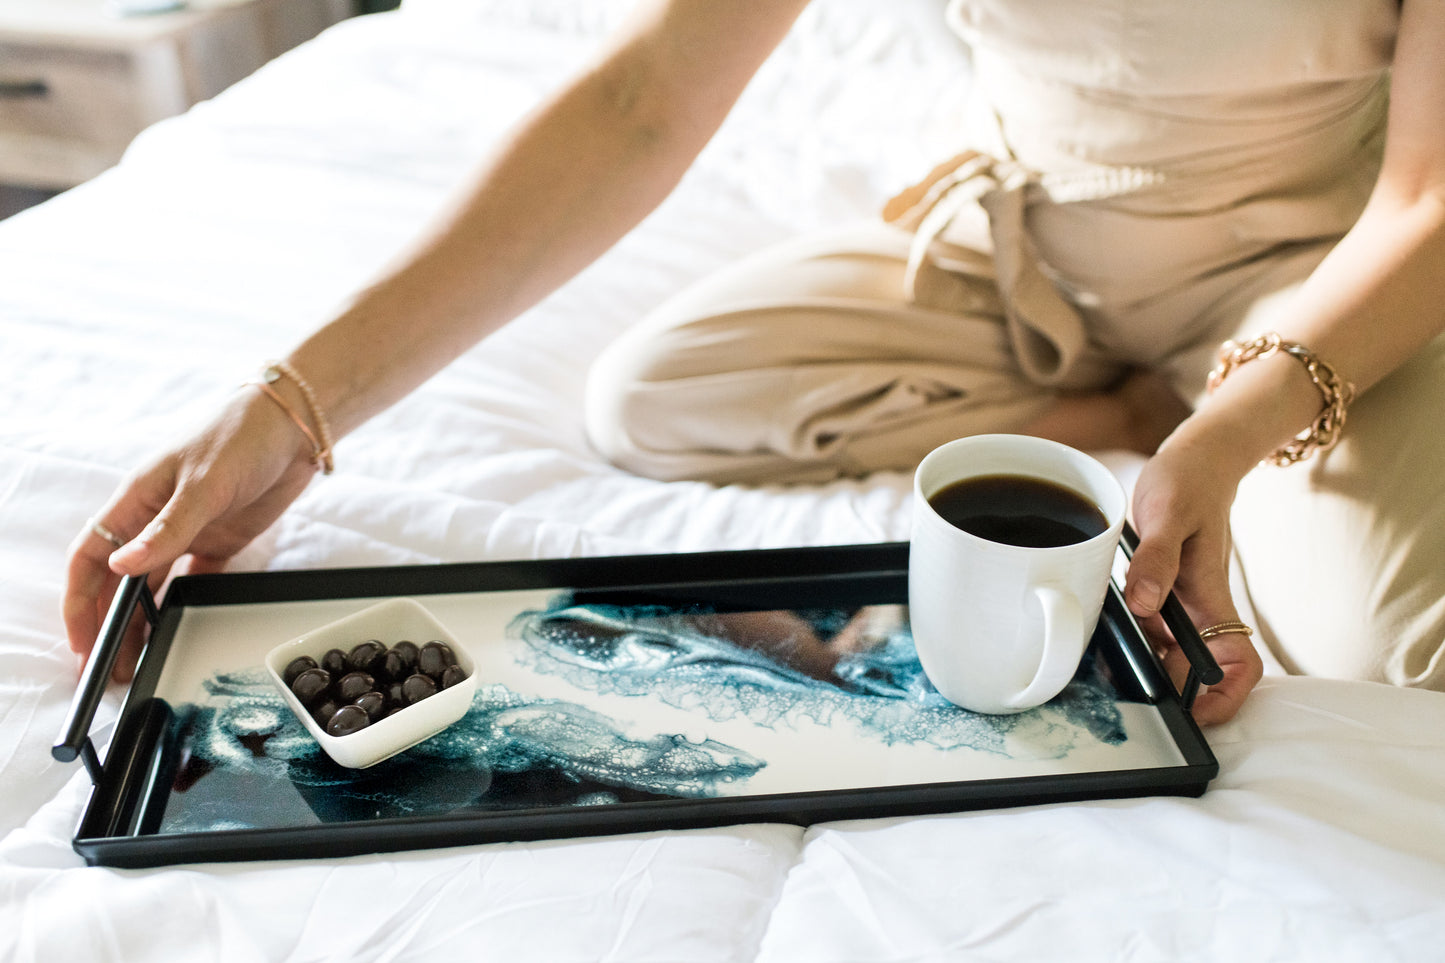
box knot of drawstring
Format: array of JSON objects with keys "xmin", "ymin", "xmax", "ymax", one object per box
[{"xmin": 884, "ymin": 149, "xmax": 1162, "ymax": 386}]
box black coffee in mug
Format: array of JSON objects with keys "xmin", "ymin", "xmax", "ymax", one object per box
[{"xmin": 928, "ymin": 473, "xmax": 1109, "ymax": 548}]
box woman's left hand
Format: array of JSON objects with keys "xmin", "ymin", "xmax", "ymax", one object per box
[{"xmin": 1122, "ymin": 430, "xmax": 1265, "ymax": 726}]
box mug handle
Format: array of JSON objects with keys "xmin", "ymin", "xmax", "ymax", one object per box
[{"xmin": 1004, "ymin": 585, "xmax": 1083, "ymax": 710}]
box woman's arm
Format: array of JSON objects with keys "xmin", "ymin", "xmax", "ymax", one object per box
[
  {"xmin": 64, "ymin": 0, "xmax": 812, "ymax": 674},
  {"xmin": 1163, "ymin": 0, "xmax": 1445, "ymax": 479},
  {"xmin": 290, "ymin": 0, "xmax": 814, "ymax": 439},
  {"xmin": 1123, "ymin": 0, "xmax": 1445, "ymax": 723}
]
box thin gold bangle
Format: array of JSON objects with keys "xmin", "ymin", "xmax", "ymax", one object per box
[
  {"xmin": 265, "ymin": 361, "xmax": 334, "ymax": 472},
  {"xmin": 244, "ymin": 378, "xmax": 331, "ymax": 473},
  {"xmin": 1207, "ymin": 332, "xmax": 1355, "ymax": 466},
  {"xmin": 243, "ymin": 361, "xmax": 335, "ymax": 474}
]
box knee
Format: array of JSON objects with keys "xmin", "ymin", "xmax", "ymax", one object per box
[
  {"xmin": 1232, "ymin": 470, "xmax": 1445, "ymax": 690},
  {"xmin": 583, "ymin": 326, "xmax": 744, "ymax": 483},
  {"xmin": 583, "ymin": 324, "xmax": 856, "ymax": 486},
  {"xmin": 1230, "ymin": 338, "xmax": 1445, "ymax": 690},
  {"xmin": 583, "ymin": 332, "xmax": 674, "ymax": 479}
]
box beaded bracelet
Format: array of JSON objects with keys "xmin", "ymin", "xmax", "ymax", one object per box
[
  {"xmin": 1207, "ymin": 333, "xmax": 1355, "ymax": 467},
  {"xmin": 243, "ymin": 360, "xmax": 335, "ymax": 474}
]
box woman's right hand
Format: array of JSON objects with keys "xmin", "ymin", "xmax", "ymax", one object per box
[
  {"xmin": 63, "ymin": 386, "xmax": 322, "ymax": 682},
  {"xmin": 58, "ymin": 0, "xmax": 819, "ymax": 683}
]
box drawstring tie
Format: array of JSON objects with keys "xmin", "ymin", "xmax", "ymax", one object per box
[{"xmin": 884, "ymin": 149, "xmax": 1162, "ymax": 387}]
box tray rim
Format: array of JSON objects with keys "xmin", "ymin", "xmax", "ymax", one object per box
[{"xmin": 72, "ymin": 541, "xmax": 1217, "ymax": 868}]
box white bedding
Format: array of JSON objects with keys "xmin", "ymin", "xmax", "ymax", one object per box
[{"xmin": 2, "ymin": 2, "xmax": 1443, "ymax": 960}]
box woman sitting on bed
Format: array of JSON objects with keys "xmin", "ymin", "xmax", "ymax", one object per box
[{"xmin": 65, "ymin": 0, "xmax": 1445, "ymax": 726}]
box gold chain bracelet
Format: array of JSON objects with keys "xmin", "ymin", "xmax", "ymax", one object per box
[{"xmin": 1207, "ymin": 333, "xmax": 1355, "ymax": 466}]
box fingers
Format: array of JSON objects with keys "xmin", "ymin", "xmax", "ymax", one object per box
[
  {"xmin": 107, "ymin": 471, "xmax": 222, "ymax": 577},
  {"xmin": 63, "ymin": 523, "xmax": 111, "ymax": 647},
  {"xmin": 62, "ymin": 455, "xmax": 183, "ymax": 679},
  {"xmin": 1123, "ymin": 524, "xmax": 1181, "ymax": 620},
  {"xmin": 62, "ymin": 537, "xmax": 119, "ymax": 661},
  {"xmin": 83, "ymin": 465, "xmax": 236, "ymax": 682},
  {"xmin": 68, "ymin": 470, "xmax": 241, "ymax": 681},
  {"xmin": 1122, "ymin": 468, "xmax": 1191, "ymax": 621},
  {"xmin": 1155, "ymin": 624, "xmax": 1262, "ymax": 727},
  {"xmin": 64, "ymin": 515, "xmax": 177, "ymax": 682},
  {"xmin": 1140, "ymin": 536, "xmax": 1262, "ymax": 727},
  {"xmin": 1126, "ymin": 468, "xmax": 1261, "ymax": 725},
  {"xmin": 1188, "ymin": 631, "xmax": 1263, "ymax": 726},
  {"xmin": 62, "ymin": 390, "xmax": 319, "ymax": 687},
  {"xmin": 1173, "ymin": 536, "xmax": 1259, "ymax": 728},
  {"xmin": 62, "ymin": 491, "xmax": 162, "ymax": 660}
]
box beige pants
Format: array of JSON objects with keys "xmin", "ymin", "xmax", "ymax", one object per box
[
  {"xmin": 583, "ymin": 220, "xmax": 1445, "ymax": 691},
  {"xmin": 585, "ymin": 212, "xmax": 1331, "ymax": 484}
]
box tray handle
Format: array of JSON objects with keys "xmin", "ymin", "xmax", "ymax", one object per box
[
  {"xmin": 52, "ymin": 574, "xmax": 158, "ymax": 783},
  {"xmin": 1118, "ymin": 523, "xmax": 1224, "ymax": 713}
]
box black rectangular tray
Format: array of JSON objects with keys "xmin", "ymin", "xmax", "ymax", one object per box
[{"xmin": 57, "ymin": 540, "xmax": 1217, "ymax": 868}]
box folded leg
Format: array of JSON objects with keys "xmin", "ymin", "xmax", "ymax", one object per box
[{"xmin": 585, "ymin": 223, "xmax": 1092, "ymax": 484}]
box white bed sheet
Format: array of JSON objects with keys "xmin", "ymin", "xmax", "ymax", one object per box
[{"xmin": 1, "ymin": 2, "xmax": 1443, "ymax": 960}]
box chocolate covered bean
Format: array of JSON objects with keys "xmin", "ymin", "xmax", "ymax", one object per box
[
  {"xmin": 353, "ymin": 690, "xmax": 387, "ymax": 722},
  {"xmin": 336, "ymin": 671, "xmax": 375, "ymax": 702},
  {"xmin": 283, "ymin": 655, "xmax": 319, "ymax": 686},
  {"xmin": 347, "ymin": 640, "xmax": 387, "ymax": 675},
  {"xmin": 283, "ymin": 637, "xmax": 468, "ymax": 738},
  {"xmin": 290, "ymin": 667, "xmax": 332, "ymax": 707},
  {"xmin": 320, "ymin": 648, "xmax": 347, "ymax": 677},
  {"xmin": 326, "ymin": 704, "xmax": 371, "ymax": 736},
  {"xmin": 402, "ymin": 673, "xmax": 438, "ymax": 705},
  {"xmin": 417, "ymin": 640, "xmax": 456, "ymax": 678}
]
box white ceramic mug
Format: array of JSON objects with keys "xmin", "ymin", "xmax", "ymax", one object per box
[{"xmin": 908, "ymin": 434, "xmax": 1127, "ymax": 714}]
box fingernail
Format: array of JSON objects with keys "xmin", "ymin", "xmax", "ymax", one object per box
[
  {"xmin": 109, "ymin": 536, "xmax": 147, "ymax": 567},
  {"xmin": 1133, "ymin": 579, "xmax": 1162, "ymax": 613}
]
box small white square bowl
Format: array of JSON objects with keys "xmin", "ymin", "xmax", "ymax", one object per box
[{"xmin": 264, "ymin": 597, "xmax": 477, "ymax": 769}]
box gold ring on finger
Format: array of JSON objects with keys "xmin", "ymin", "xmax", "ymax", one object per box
[
  {"xmin": 87, "ymin": 516, "xmax": 128, "ymax": 549},
  {"xmin": 1198, "ymin": 619, "xmax": 1253, "ymax": 641}
]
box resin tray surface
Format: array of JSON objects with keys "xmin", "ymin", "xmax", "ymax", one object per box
[{"xmin": 69, "ymin": 543, "xmax": 1216, "ymax": 867}]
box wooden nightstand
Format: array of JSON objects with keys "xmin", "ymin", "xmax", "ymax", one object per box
[{"xmin": 0, "ymin": 0, "xmax": 353, "ymax": 192}]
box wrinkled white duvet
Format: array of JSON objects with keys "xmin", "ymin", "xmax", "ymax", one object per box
[{"xmin": 2, "ymin": 2, "xmax": 1442, "ymax": 960}]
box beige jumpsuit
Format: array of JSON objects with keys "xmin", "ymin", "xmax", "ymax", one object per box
[{"xmin": 584, "ymin": 0, "xmax": 1445, "ymax": 690}]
